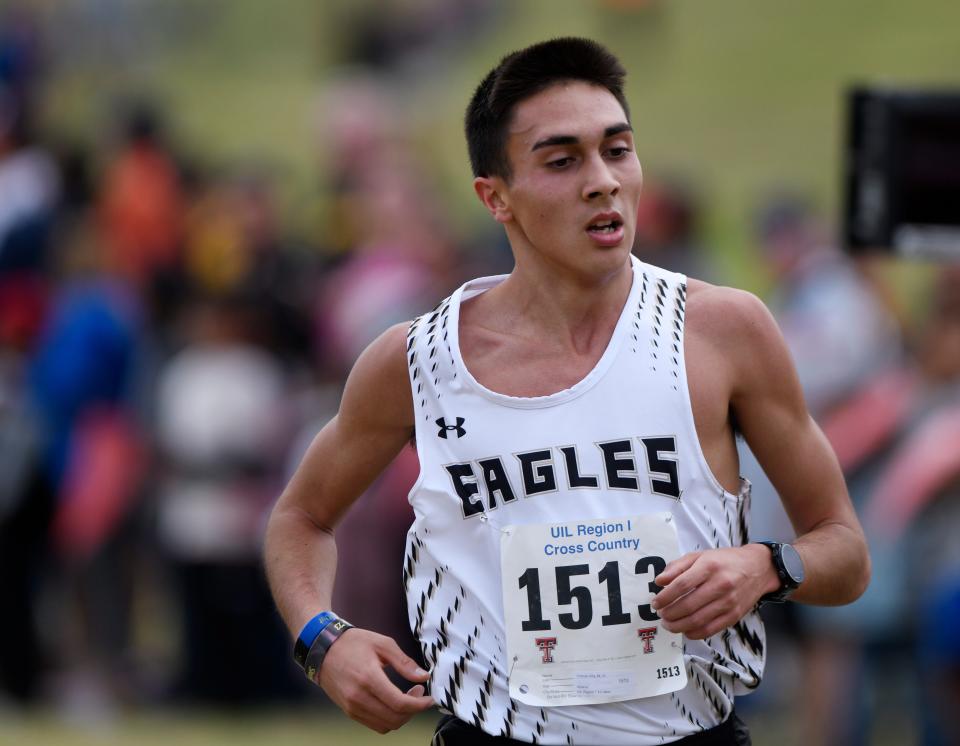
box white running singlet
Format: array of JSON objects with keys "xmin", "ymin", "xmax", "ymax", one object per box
[{"xmin": 403, "ymin": 256, "xmax": 764, "ymax": 744}]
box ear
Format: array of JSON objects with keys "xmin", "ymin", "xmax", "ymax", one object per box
[{"xmin": 473, "ymin": 176, "xmax": 512, "ymax": 224}]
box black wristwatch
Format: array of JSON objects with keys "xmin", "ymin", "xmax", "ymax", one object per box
[{"xmin": 756, "ymin": 541, "xmax": 805, "ymax": 605}]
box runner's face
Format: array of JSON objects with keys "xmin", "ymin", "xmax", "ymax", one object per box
[{"xmin": 494, "ymin": 81, "xmax": 642, "ymax": 279}]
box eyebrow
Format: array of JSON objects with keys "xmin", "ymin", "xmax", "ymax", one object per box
[{"xmin": 531, "ymin": 122, "xmax": 633, "ymax": 152}]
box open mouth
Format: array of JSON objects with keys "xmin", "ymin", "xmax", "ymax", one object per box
[{"xmin": 587, "ymin": 219, "xmax": 623, "ymax": 234}]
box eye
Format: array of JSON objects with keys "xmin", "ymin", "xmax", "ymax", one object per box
[
  {"xmin": 607, "ymin": 146, "xmax": 631, "ymax": 158},
  {"xmin": 547, "ymin": 157, "xmax": 574, "ymax": 169}
]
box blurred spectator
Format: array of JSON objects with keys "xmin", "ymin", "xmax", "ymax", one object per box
[
  {"xmin": 313, "ymin": 76, "xmax": 461, "ymax": 373},
  {"xmin": 153, "ymin": 293, "xmax": 301, "ymax": 704},
  {"xmin": 0, "ymin": 333, "xmax": 49, "ymax": 704},
  {"xmin": 182, "ymin": 169, "xmax": 313, "ymax": 365},
  {"xmin": 794, "ymin": 267, "xmax": 960, "ymax": 743},
  {"xmin": 26, "ymin": 267, "xmax": 148, "ymax": 712},
  {"xmin": 0, "ymin": 87, "xmax": 59, "ymax": 273},
  {"xmin": 756, "ymin": 194, "xmax": 901, "ymax": 414},
  {"xmin": 98, "ymin": 103, "xmax": 184, "ymax": 289}
]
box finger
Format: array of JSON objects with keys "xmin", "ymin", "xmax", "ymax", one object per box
[
  {"xmin": 657, "ymin": 581, "xmax": 725, "ymax": 623},
  {"xmin": 377, "ymin": 637, "xmax": 431, "ymax": 682},
  {"xmin": 367, "ymin": 665, "xmax": 435, "ymax": 715},
  {"xmin": 341, "ymin": 690, "xmax": 408, "ymax": 733},
  {"xmin": 406, "ymin": 684, "xmax": 426, "ymax": 697},
  {"xmin": 654, "ymin": 552, "xmax": 700, "ymax": 588},
  {"xmin": 356, "ymin": 708, "xmax": 407, "ymax": 734},
  {"xmin": 652, "ymin": 561, "xmax": 710, "ymax": 610},
  {"xmin": 352, "ymin": 684, "xmax": 428, "ymax": 733},
  {"xmin": 662, "ymin": 597, "xmax": 731, "ymax": 636},
  {"xmin": 683, "ymin": 612, "xmax": 739, "ymax": 640}
]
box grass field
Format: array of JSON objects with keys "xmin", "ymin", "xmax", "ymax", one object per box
[
  {"xmin": 0, "ymin": 707, "xmax": 915, "ymax": 746},
  {"xmin": 0, "ymin": 709, "xmax": 436, "ymax": 746}
]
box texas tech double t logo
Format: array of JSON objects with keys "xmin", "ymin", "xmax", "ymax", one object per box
[
  {"xmin": 637, "ymin": 626, "xmax": 657, "ymax": 654},
  {"xmin": 535, "ymin": 637, "xmax": 557, "ymax": 663}
]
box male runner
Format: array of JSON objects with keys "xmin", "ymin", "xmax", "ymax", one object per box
[{"xmin": 264, "ymin": 38, "xmax": 870, "ymax": 745}]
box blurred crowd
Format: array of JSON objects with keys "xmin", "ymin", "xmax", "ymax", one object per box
[{"xmin": 0, "ymin": 4, "xmax": 959, "ymax": 744}]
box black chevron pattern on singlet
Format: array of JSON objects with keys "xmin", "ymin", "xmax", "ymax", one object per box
[
  {"xmin": 715, "ymin": 624, "xmax": 763, "ymax": 690},
  {"xmin": 440, "ymin": 300, "xmax": 456, "ymax": 380},
  {"xmin": 704, "ymin": 657, "xmax": 734, "ymax": 708},
  {"xmin": 403, "ymin": 531, "xmax": 422, "ymax": 603},
  {"xmin": 722, "ymin": 490, "xmax": 738, "ymax": 547},
  {"xmin": 409, "ymin": 297, "xmax": 453, "ymax": 419},
  {"xmin": 471, "ymin": 669, "xmax": 494, "ymax": 729},
  {"xmin": 736, "ymin": 485, "xmax": 751, "ymax": 546},
  {"xmin": 631, "ymin": 271, "xmax": 650, "ymax": 353},
  {"xmin": 732, "ymin": 619, "xmax": 765, "ymax": 659},
  {"xmin": 649, "ymin": 277, "xmax": 669, "ymax": 370},
  {"xmin": 670, "ymin": 282, "xmax": 686, "ymax": 388},
  {"xmin": 687, "ymin": 659, "xmax": 731, "ymax": 721},
  {"xmin": 427, "ymin": 309, "xmax": 441, "ymax": 388},
  {"xmin": 402, "ymin": 534, "xmax": 417, "ymax": 595},
  {"xmin": 670, "ymin": 680, "xmax": 706, "ymax": 731},
  {"xmin": 530, "ymin": 707, "xmax": 549, "ymax": 744},
  {"xmin": 406, "ymin": 316, "xmax": 430, "ymax": 418},
  {"xmin": 443, "ymin": 652, "xmax": 469, "ymax": 711}
]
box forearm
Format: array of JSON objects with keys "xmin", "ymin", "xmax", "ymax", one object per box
[
  {"xmin": 264, "ymin": 501, "xmax": 339, "ymax": 637},
  {"xmin": 790, "ymin": 519, "xmax": 870, "ymax": 606}
]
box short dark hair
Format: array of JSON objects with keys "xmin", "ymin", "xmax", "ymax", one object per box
[{"xmin": 465, "ymin": 37, "xmax": 630, "ymax": 181}]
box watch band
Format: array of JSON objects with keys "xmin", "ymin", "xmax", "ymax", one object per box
[{"xmin": 757, "ymin": 541, "xmax": 803, "ymax": 606}]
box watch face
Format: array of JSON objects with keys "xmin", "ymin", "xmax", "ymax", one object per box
[{"xmin": 781, "ymin": 543, "xmax": 806, "ymax": 586}]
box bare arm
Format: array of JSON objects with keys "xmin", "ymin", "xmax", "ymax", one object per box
[
  {"xmin": 729, "ymin": 291, "xmax": 869, "ymax": 606},
  {"xmin": 263, "ymin": 323, "xmax": 434, "ymax": 732},
  {"xmin": 653, "ymin": 288, "xmax": 870, "ymax": 638}
]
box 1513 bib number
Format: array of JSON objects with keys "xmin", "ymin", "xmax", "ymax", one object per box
[
  {"xmin": 500, "ymin": 514, "xmax": 686, "ymax": 706},
  {"xmin": 518, "ymin": 557, "xmax": 666, "ymax": 631}
]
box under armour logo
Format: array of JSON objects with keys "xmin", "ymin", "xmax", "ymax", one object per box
[
  {"xmin": 535, "ymin": 637, "xmax": 557, "ymax": 663},
  {"xmin": 637, "ymin": 626, "xmax": 657, "ymax": 654},
  {"xmin": 436, "ymin": 417, "xmax": 466, "ymax": 438}
]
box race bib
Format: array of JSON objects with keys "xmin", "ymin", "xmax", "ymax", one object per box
[{"xmin": 500, "ymin": 513, "xmax": 687, "ymax": 707}]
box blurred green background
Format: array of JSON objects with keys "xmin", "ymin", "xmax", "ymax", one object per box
[{"xmin": 39, "ymin": 0, "xmax": 959, "ymax": 285}]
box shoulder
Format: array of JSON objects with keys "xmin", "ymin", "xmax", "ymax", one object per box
[
  {"xmin": 340, "ymin": 322, "xmax": 414, "ymax": 432},
  {"xmin": 685, "ymin": 279, "xmax": 798, "ymax": 398},
  {"xmin": 686, "ymin": 279, "xmax": 773, "ymax": 331},
  {"xmin": 685, "ymin": 279, "xmax": 781, "ymax": 351},
  {"xmin": 348, "ymin": 322, "xmax": 411, "ymax": 381}
]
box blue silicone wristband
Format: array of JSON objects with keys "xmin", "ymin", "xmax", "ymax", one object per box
[
  {"xmin": 293, "ymin": 611, "xmax": 336, "ymax": 669},
  {"xmin": 303, "ymin": 616, "xmax": 354, "ymax": 683}
]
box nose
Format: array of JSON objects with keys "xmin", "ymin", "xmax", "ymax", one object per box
[{"xmin": 582, "ymin": 156, "xmax": 620, "ymax": 201}]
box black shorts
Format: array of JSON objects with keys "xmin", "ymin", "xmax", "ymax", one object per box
[{"xmin": 431, "ymin": 712, "xmax": 752, "ymax": 746}]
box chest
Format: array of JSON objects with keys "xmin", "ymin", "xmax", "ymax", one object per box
[
  {"xmin": 460, "ymin": 310, "xmax": 628, "ymax": 397},
  {"xmin": 459, "ymin": 321, "xmax": 731, "ymax": 436},
  {"xmin": 459, "ymin": 334, "xmax": 607, "ymax": 398}
]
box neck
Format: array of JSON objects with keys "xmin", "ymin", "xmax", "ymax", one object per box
[{"xmin": 478, "ymin": 255, "xmax": 634, "ymax": 353}]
